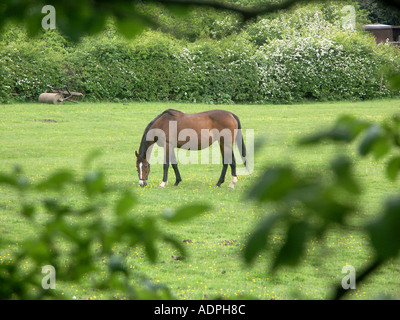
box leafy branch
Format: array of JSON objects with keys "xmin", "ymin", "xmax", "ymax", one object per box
[
  {"xmin": 0, "ymin": 153, "xmax": 209, "ymax": 299},
  {"xmin": 3, "ymin": 0, "xmax": 400, "ymax": 40},
  {"xmin": 244, "ymin": 109, "xmax": 400, "ymax": 299}
]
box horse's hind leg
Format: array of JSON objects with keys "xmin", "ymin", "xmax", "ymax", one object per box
[
  {"xmin": 172, "ymin": 164, "xmax": 182, "ymax": 186},
  {"xmin": 216, "ymin": 163, "xmax": 228, "ymax": 187},
  {"xmin": 216, "ymin": 143, "xmax": 229, "ymax": 187},
  {"xmin": 171, "ymin": 149, "xmax": 182, "ymax": 186},
  {"xmin": 228, "ymin": 150, "xmax": 238, "ymax": 189}
]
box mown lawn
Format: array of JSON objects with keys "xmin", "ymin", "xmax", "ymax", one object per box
[{"xmin": 1, "ymin": 99, "xmax": 400, "ymax": 300}]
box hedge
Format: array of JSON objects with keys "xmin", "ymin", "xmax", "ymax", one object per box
[{"xmin": 1, "ymin": 17, "xmax": 400, "ymax": 104}]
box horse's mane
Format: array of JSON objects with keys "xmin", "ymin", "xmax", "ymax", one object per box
[{"xmin": 138, "ymin": 109, "xmax": 179, "ymax": 158}]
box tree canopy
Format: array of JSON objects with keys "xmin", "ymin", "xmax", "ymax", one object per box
[{"xmin": 1, "ymin": 0, "xmax": 400, "ymax": 41}]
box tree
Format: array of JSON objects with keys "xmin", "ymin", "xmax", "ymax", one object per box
[
  {"xmin": 2, "ymin": 0, "xmax": 399, "ymax": 41},
  {"xmin": 358, "ymin": 0, "xmax": 400, "ymax": 25}
]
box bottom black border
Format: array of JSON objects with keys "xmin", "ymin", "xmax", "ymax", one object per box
[{"xmin": 3, "ymin": 299, "xmax": 394, "ymax": 318}]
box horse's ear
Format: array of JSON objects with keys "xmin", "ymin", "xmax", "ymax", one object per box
[{"xmin": 135, "ymin": 151, "xmax": 139, "ymax": 158}]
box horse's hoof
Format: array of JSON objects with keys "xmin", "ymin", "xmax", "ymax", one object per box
[
  {"xmin": 228, "ymin": 176, "xmax": 238, "ymax": 189},
  {"xmin": 159, "ymin": 181, "xmax": 167, "ymax": 188}
]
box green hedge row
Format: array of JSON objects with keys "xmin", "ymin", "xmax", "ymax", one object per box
[{"xmin": 1, "ymin": 21, "xmax": 400, "ymax": 104}]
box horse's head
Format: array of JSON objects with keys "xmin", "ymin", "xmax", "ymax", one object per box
[{"xmin": 135, "ymin": 151, "xmax": 150, "ymax": 187}]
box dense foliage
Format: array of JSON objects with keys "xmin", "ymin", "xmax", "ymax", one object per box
[
  {"xmin": 357, "ymin": 0, "xmax": 400, "ymax": 25},
  {"xmin": 1, "ymin": 2, "xmax": 400, "ymax": 104}
]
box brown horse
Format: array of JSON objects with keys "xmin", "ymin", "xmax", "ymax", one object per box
[{"xmin": 134, "ymin": 109, "xmax": 247, "ymax": 188}]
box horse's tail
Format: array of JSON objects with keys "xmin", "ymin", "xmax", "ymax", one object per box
[{"xmin": 231, "ymin": 113, "xmax": 248, "ymax": 172}]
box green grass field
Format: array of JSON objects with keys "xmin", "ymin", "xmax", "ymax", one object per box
[{"xmin": 1, "ymin": 99, "xmax": 400, "ymax": 300}]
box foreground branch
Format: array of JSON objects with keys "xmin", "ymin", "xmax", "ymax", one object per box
[{"xmin": 332, "ymin": 258, "xmax": 384, "ymax": 300}]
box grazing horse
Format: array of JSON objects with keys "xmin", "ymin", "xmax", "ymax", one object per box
[{"xmin": 134, "ymin": 109, "xmax": 247, "ymax": 188}]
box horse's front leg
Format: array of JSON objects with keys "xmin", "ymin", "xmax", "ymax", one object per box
[{"xmin": 160, "ymin": 163, "xmax": 169, "ymax": 188}]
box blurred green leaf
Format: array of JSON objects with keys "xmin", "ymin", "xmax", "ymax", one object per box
[
  {"xmin": 0, "ymin": 167, "xmax": 29, "ymax": 191},
  {"xmin": 388, "ymin": 72, "xmax": 400, "ymax": 89},
  {"xmin": 21, "ymin": 204, "xmax": 35, "ymax": 219},
  {"xmin": 142, "ymin": 217, "xmax": 159, "ymax": 263},
  {"xmin": 144, "ymin": 239, "xmax": 157, "ymax": 263},
  {"xmin": 273, "ymin": 221, "xmax": 310, "ymax": 271},
  {"xmin": 368, "ymin": 196, "xmax": 400, "ymax": 260},
  {"xmin": 25, "ymin": 9, "xmax": 44, "ymax": 38},
  {"xmin": 51, "ymin": 219, "xmax": 81, "ymax": 243},
  {"xmin": 115, "ymin": 191, "xmax": 136, "ymax": 217},
  {"xmin": 163, "ymin": 236, "xmax": 186, "ymax": 258},
  {"xmin": 359, "ymin": 125, "xmax": 381, "ymax": 156},
  {"xmin": 310, "ymin": 194, "xmax": 354, "ymax": 225},
  {"xmin": 83, "ymin": 149, "xmax": 102, "ymax": 169},
  {"xmin": 136, "ymin": 277, "xmax": 174, "ymax": 300},
  {"xmin": 163, "ymin": 203, "xmax": 210, "ymax": 223},
  {"xmin": 115, "ymin": 15, "xmax": 148, "ymax": 39},
  {"xmin": 163, "ymin": 3, "xmax": 193, "ymax": 16},
  {"xmin": 42, "ymin": 198, "xmax": 72, "ymax": 216},
  {"xmin": 331, "ymin": 156, "xmax": 361, "ymax": 194},
  {"xmin": 358, "ymin": 125, "xmax": 390, "ymax": 159},
  {"xmin": 36, "ymin": 169, "xmax": 74, "ymax": 191},
  {"xmin": 108, "ymin": 255, "xmax": 128, "ymax": 275},
  {"xmin": 0, "ymin": 172, "xmax": 17, "ymax": 187},
  {"xmin": 83, "ymin": 170, "xmax": 106, "ymax": 197},
  {"xmin": 244, "ymin": 215, "xmax": 279, "ymax": 264},
  {"xmin": 387, "ymin": 156, "xmax": 400, "ymax": 181},
  {"xmin": 248, "ymin": 166, "xmax": 298, "ymax": 202},
  {"xmin": 336, "ymin": 115, "xmax": 371, "ymax": 139},
  {"xmin": 24, "ymin": 238, "xmax": 52, "ymax": 264},
  {"xmin": 299, "ymin": 115, "xmax": 370, "ymax": 145},
  {"xmin": 298, "ymin": 129, "xmax": 336, "ymax": 145}
]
